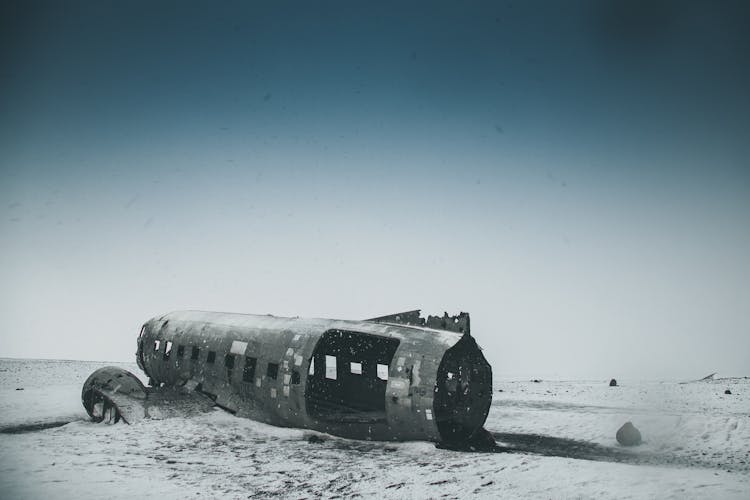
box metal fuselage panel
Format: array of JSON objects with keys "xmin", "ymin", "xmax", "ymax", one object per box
[{"xmin": 137, "ymin": 310, "xmax": 487, "ymax": 442}]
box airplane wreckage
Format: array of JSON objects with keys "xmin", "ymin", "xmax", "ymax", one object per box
[{"xmin": 82, "ymin": 310, "xmax": 495, "ymax": 449}]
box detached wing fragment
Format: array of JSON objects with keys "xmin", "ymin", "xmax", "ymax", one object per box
[{"xmin": 82, "ymin": 366, "xmax": 214, "ymax": 424}]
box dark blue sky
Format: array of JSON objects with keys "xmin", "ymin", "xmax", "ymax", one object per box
[{"xmin": 2, "ymin": 1, "xmax": 749, "ymax": 378}]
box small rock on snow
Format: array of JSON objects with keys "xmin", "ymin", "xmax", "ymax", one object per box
[{"xmin": 616, "ymin": 422, "xmax": 642, "ymax": 446}]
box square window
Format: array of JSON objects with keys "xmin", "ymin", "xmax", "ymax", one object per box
[
  {"xmin": 350, "ymin": 362, "xmax": 362, "ymax": 375},
  {"xmin": 176, "ymin": 345, "xmax": 185, "ymax": 357},
  {"xmin": 291, "ymin": 371, "xmax": 300, "ymax": 385},
  {"xmin": 225, "ymin": 354, "xmax": 235, "ymax": 369},
  {"xmin": 325, "ymin": 355, "xmax": 337, "ymax": 380},
  {"xmin": 243, "ymin": 357, "xmax": 257, "ymax": 382},
  {"xmin": 377, "ymin": 363, "xmax": 389, "ymax": 380},
  {"xmin": 191, "ymin": 346, "xmax": 200, "ymax": 360},
  {"xmin": 267, "ymin": 362, "xmax": 279, "ymax": 380},
  {"xmin": 207, "ymin": 351, "xmax": 216, "ymax": 364}
]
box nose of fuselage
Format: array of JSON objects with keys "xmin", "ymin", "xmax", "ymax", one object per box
[{"xmin": 433, "ymin": 334, "xmax": 493, "ymax": 445}]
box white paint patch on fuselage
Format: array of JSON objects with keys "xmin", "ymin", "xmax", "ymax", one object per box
[{"xmin": 230, "ymin": 341, "xmax": 248, "ymax": 355}]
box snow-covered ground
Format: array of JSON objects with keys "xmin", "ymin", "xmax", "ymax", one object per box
[{"xmin": 0, "ymin": 358, "xmax": 748, "ymax": 499}]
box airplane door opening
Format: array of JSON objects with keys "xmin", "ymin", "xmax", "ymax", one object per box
[{"xmin": 305, "ymin": 330, "xmax": 399, "ymax": 423}]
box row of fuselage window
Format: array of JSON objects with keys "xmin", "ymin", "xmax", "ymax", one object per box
[
  {"xmin": 314, "ymin": 355, "xmax": 390, "ymax": 381},
  {"xmin": 151, "ymin": 339, "xmax": 390, "ymax": 384},
  {"xmin": 151, "ymin": 339, "xmax": 298, "ymax": 385}
]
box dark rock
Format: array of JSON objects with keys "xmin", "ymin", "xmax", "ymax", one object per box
[
  {"xmin": 616, "ymin": 422, "xmax": 642, "ymax": 446},
  {"xmin": 15, "ymin": 388, "xmax": 23, "ymax": 391},
  {"xmin": 532, "ymin": 379, "xmax": 542, "ymax": 383},
  {"xmin": 609, "ymin": 378, "xmax": 617, "ymax": 387},
  {"xmin": 724, "ymin": 389, "xmax": 732, "ymax": 395},
  {"xmin": 307, "ymin": 434, "xmax": 325, "ymax": 444}
]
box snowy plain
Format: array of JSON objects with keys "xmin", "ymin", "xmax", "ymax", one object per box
[{"xmin": 0, "ymin": 358, "xmax": 747, "ymax": 499}]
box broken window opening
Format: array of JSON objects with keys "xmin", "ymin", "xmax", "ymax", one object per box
[
  {"xmin": 176, "ymin": 345, "xmax": 185, "ymax": 357},
  {"xmin": 225, "ymin": 354, "xmax": 236, "ymax": 380},
  {"xmin": 163, "ymin": 341, "xmax": 173, "ymax": 360},
  {"xmin": 306, "ymin": 329, "xmax": 399, "ymax": 424},
  {"xmin": 291, "ymin": 370, "xmax": 300, "ymax": 385},
  {"xmin": 207, "ymin": 351, "xmax": 216, "ymax": 364},
  {"xmin": 266, "ymin": 362, "xmax": 279, "ymax": 380},
  {"xmin": 243, "ymin": 357, "xmax": 257, "ymax": 382},
  {"xmin": 154, "ymin": 340, "xmax": 161, "ymax": 352},
  {"xmin": 191, "ymin": 346, "xmax": 200, "ymax": 360},
  {"xmin": 325, "ymin": 355, "xmax": 337, "ymax": 380}
]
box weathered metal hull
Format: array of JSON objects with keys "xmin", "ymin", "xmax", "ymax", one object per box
[{"xmin": 83, "ymin": 311, "xmax": 493, "ymax": 445}]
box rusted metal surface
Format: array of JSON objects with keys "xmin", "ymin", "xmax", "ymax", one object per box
[{"xmin": 83, "ymin": 310, "xmax": 493, "ymax": 445}]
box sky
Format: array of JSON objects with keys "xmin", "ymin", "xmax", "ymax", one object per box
[{"xmin": 1, "ymin": 0, "xmax": 748, "ymax": 379}]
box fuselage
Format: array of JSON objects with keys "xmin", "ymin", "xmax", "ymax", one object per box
[{"xmin": 136, "ymin": 310, "xmax": 492, "ymax": 444}]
